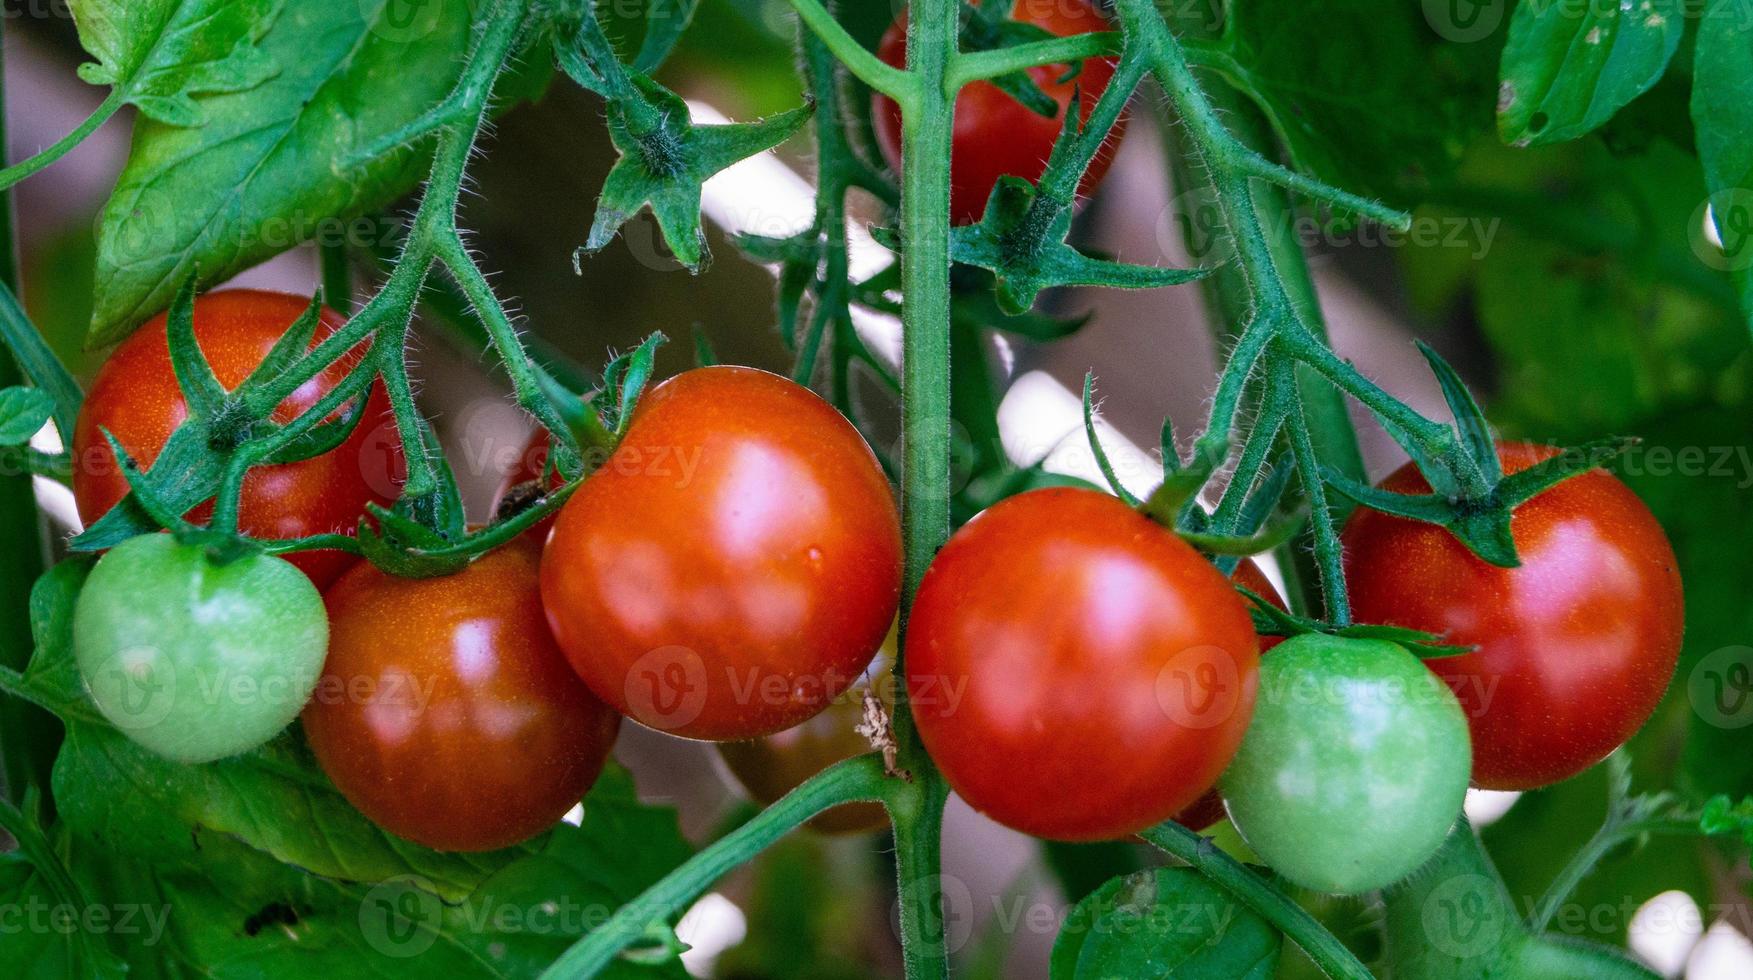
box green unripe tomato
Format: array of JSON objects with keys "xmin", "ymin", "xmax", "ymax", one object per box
[
  {"xmin": 1220, "ymin": 634, "xmax": 1470, "ymax": 895},
  {"xmin": 73, "ymin": 535, "xmax": 328, "ymax": 763}
]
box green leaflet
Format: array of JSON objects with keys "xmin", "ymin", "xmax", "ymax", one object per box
[
  {"xmin": 1050, "ymin": 867, "xmax": 1280, "ymax": 979},
  {"xmin": 1207, "ymin": 0, "xmax": 1492, "ymax": 206},
  {"xmin": 1692, "ymin": 0, "xmax": 1753, "ymax": 336},
  {"xmin": 68, "ymin": 0, "xmax": 282, "ymax": 126},
  {"xmin": 31, "ymin": 773, "xmax": 689, "ymax": 979},
  {"xmin": 0, "ymin": 387, "xmax": 54, "ymax": 445},
  {"xmin": 1498, "ymin": 0, "xmax": 1682, "ymax": 147},
  {"xmin": 86, "ymin": 0, "xmax": 479, "ymax": 345}
]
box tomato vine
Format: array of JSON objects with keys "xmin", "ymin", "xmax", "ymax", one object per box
[{"xmin": 1, "ymin": 0, "xmax": 1750, "ymax": 978}]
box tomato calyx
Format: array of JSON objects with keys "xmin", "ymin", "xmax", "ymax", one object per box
[
  {"xmin": 1325, "ymin": 344, "xmax": 1642, "ymax": 568},
  {"xmin": 1239, "ymin": 585, "xmax": 1473, "ymax": 662}
]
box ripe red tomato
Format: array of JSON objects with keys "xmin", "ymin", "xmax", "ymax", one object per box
[
  {"xmin": 905, "ymin": 487, "xmax": 1260, "ymax": 841},
  {"xmin": 304, "ymin": 538, "xmax": 620, "ymax": 852},
  {"xmin": 1343, "ymin": 442, "xmax": 1684, "ymax": 791},
  {"xmin": 71, "ymin": 290, "xmax": 403, "ymax": 588},
  {"xmin": 873, "ymin": 0, "xmax": 1128, "ymax": 225},
  {"xmin": 540, "ymin": 366, "xmax": 903, "ymax": 741}
]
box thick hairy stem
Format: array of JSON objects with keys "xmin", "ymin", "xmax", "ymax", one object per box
[
  {"xmin": 537, "ymin": 756, "xmax": 889, "ymax": 979},
  {"xmin": 1140, "ymin": 822, "xmax": 1373, "ymax": 980},
  {"xmin": 889, "ymin": 0, "xmax": 959, "ymax": 975}
]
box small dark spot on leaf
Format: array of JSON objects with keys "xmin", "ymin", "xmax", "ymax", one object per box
[{"xmin": 243, "ymin": 901, "xmax": 300, "ymax": 937}]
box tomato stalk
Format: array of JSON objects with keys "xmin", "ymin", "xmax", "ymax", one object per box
[
  {"xmin": 1139, "ymin": 821, "xmax": 1374, "ymax": 980},
  {"xmin": 889, "ymin": 0, "xmax": 958, "ymax": 974},
  {"xmin": 535, "ymin": 755, "xmax": 889, "ymax": 978}
]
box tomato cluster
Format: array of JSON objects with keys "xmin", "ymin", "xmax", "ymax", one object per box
[{"xmin": 68, "ymin": 293, "xmax": 1684, "ymax": 883}]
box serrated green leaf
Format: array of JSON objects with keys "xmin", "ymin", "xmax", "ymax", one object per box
[
  {"xmin": 1050, "ymin": 867, "xmax": 1280, "ymax": 980},
  {"xmin": 69, "ymin": 0, "xmax": 282, "ymax": 126},
  {"xmin": 1498, "ymin": 0, "xmax": 1682, "ymax": 147},
  {"xmin": 87, "ymin": 0, "xmax": 486, "ymax": 344},
  {"xmin": 0, "ymin": 387, "xmax": 55, "ymax": 445}
]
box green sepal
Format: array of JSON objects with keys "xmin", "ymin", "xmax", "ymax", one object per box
[
  {"xmin": 1415, "ymin": 340, "xmax": 1499, "ymax": 484},
  {"xmin": 162, "ymin": 273, "xmax": 228, "ymax": 421},
  {"xmin": 579, "ymin": 69, "xmax": 813, "ymax": 273},
  {"xmin": 959, "ymin": 0, "xmax": 1062, "ymax": 119},
  {"xmin": 1082, "ymin": 374, "xmax": 1141, "ymax": 507},
  {"xmin": 592, "ymin": 332, "xmax": 667, "ymax": 436},
  {"xmin": 1241, "ymin": 587, "xmax": 1474, "ymax": 661}
]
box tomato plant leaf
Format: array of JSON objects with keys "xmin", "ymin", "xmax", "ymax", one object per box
[
  {"xmin": 1691, "ymin": 0, "xmax": 1753, "ymax": 336},
  {"xmin": 86, "ymin": 0, "xmax": 491, "ymax": 345},
  {"xmin": 0, "ymin": 387, "xmax": 55, "ymax": 446},
  {"xmin": 1205, "ymin": 0, "xmax": 1492, "ymax": 205},
  {"xmin": 1050, "ymin": 867, "xmax": 1280, "ymax": 979},
  {"xmin": 1498, "ymin": 0, "xmax": 1683, "ymax": 147},
  {"xmin": 68, "ymin": 0, "xmax": 282, "ymax": 127},
  {"xmin": 0, "ymin": 795, "xmax": 128, "ymax": 979},
  {"xmin": 51, "ymin": 771, "xmax": 689, "ymax": 979}
]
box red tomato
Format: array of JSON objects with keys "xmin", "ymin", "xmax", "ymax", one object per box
[
  {"xmin": 493, "ymin": 429, "xmax": 561, "ymax": 539},
  {"xmin": 304, "ymin": 538, "xmax": 620, "ymax": 852},
  {"xmin": 71, "ymin": 290, "xmax": 403, "ymax": 588},
  {"xmin": 1343, "ymin": 442, "xmax": 1684, "ymax": 791},
  {"xmin": 1174, "ymin": 558, "xmax": 1284, "ymax": 830},
  {"xmin": 540, "ymin": 366, "xmax": 903, "ymax": 741},
  {"xmin": 873, "ymin": 0, "xmax": 1128, "ymax": 225},
  {"xmin": 905, "ymin": 487, "xmax": 1260, "ymax": 841}
]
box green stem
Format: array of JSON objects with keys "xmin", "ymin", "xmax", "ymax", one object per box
[
  {"xmin": 785, "ymin": 0, "xmax": 914, "ymax": 103},
  {"xmin": 536, "ymin": 755, "xmax": 888, "ymax": 979},
  {"xmin": 0, "ymin": 88, "xmax": 125, "ymax": 192},
  {"xmin": 436, "ymin": 235, "xmax": 581, "ymax": 454},
  {"xmin": 947, "ymin": 32, "xmax": 1120, "ymax": 88},
  {"xmin": 1527, "ymin": 818, "xmax": 1699, "ymax": 934},
  {"xmin": 1140, "ymin": 822, "xmax": 1373, "ymax": 980},
  {"xmin": 889, "ymin": 1, "xmax": 960, "ymax": 975}
]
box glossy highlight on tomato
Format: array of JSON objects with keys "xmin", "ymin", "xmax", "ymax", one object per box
[
  {"xmin": 304, "ymin": 539, "xmax": 620, "ymax": 852},
  {"xmin": 71, "ymin": 290, "xmax": 403, "ymax": 588},
  {"xmin": 905, "ymin": 487, "xmax": 1259, "ymax": 841},
  {"xmin": 540, "ymin": 366, "xmax": 903, "ymax": 742},
  {"xmin": 1342, "ymin": 442, "xmax": 1684, "ymax": 791},
  {"xmin": 873, "ymin": 0, "xmax": 1128, "ymax": 225}
]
